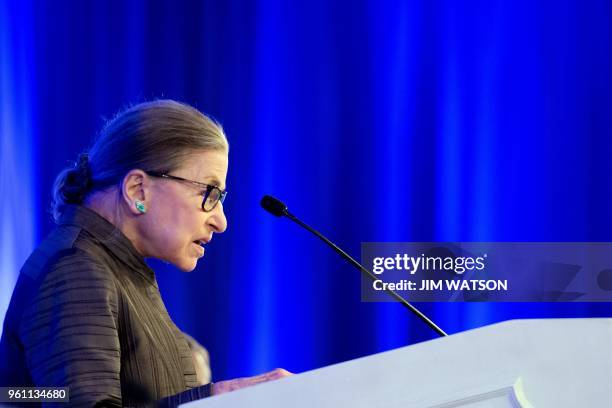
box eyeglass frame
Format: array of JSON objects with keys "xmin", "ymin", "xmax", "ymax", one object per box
[{"xmin": 145, "ymin": 171, "xmax": 227, "ymax": 212}]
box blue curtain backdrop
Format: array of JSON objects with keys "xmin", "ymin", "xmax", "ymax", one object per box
[{"xmin": 1, "ymin": 0, "xmax": 612, "ymax": 381}]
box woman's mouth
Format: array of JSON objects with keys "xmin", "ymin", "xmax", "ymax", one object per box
[{"xmin": 192, "ymin": 240, "xmax": 206, "ymax": 257}]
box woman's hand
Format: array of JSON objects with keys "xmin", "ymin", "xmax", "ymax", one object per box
[{"xmin": 212, "ymin": 368, "xmax": 292, "ymax": 395}]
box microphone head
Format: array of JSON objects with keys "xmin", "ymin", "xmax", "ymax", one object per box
[{"xmin": 261, "ymin": 195, "xmax": 288, "ymax": 217}]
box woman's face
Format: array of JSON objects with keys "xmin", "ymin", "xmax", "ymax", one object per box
[{"xmin": 139, "ymin": 149, "xmax": 228, "ymax": 271}]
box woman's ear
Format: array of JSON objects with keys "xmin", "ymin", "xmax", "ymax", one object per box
[{"xmin": 121, "ymin": 170, "xmax": 150, "ymax": 215}]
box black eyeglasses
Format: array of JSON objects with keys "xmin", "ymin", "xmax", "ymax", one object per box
[{"xmin": 146, "ymin": 171, "xmax": 227, "ymax": 212}]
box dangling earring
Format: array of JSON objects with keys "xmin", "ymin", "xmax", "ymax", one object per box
[{"xmin": 135, "ymin": 200, "xmax": 147, "ymax": 214}]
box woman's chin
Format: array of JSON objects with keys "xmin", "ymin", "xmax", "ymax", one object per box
[
  {"xmin": 167, "ymin": 246, "xmax": 205, "ymax": 271},
  {"xmin": 177, "ymin": 260, "xmax": 198, "ymax": 272},
  {"xmin": 166, "ymin": 256, "xmax": 199, "ymax": 272}
]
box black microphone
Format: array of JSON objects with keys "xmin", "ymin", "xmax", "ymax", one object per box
[{"xmin": 260, "ymin": 195, "xmax": 447, "ymax": 337}]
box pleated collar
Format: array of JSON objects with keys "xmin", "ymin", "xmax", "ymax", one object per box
[{"xmin": 59, "ymin": 205, "xmax": 156, "ymax": 284}]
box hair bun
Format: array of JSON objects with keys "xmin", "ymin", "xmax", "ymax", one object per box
[
  {"xmin": 60, "ymin": 152, "xmax": 93, "ymax": 203},
  {"xmin": 76, "ymin": 153, "xmax": 92, "ymax": 179}
]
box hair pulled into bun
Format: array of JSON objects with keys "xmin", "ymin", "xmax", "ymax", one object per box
[
  {"xmin": 50, "ymin": 99, "xmax": 229, "ymax": 222},
  {"xmin": 52, "ymin": 152, "xmax": 94, "ymax": 219}
]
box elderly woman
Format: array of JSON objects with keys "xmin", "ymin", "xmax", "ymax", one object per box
[{"xmin": 0, "ymin": 100, "xmax": 289, "ymax": 406}]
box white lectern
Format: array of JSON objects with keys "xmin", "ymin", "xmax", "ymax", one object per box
[{"xmin": 181, "ymin": 319, "xmax": 612, "ymax": 408}]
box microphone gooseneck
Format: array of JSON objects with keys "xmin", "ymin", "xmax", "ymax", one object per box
[{"xmin": 260, "ymin": 195, "xmax": 447, "ymax": 337}]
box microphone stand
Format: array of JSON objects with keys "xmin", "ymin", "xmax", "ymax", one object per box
[{"xmin": 262, "ymin": 195, "xmax": 447, "ymax": 337}]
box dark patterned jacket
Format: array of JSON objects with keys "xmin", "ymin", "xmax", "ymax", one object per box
[{"xmin": 0, "ymin": 205, "xmax": 212, "ymax": 407}]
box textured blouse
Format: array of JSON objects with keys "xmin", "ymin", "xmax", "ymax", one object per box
[{"xmin": 0, "ymin": 205, "xmax": 212, "ymax": 407}]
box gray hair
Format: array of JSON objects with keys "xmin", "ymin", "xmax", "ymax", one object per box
[{"xmin": 52, "ymin": 99, "xmax": 228, "ymax": 221}]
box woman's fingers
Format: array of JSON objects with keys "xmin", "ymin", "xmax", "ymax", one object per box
[{"xmin": 212, "ymin": 368, "xmax": 293, "ymax": 395}]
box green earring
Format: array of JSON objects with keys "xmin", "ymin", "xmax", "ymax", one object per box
[{"xmin": 135, "ymin": 200, "xmax": 147, "ymax": 214}]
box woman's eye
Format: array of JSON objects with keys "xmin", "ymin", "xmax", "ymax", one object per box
[{"xmin": 208, "ymin": 190, "xmax": 219, "ymax": 202}]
